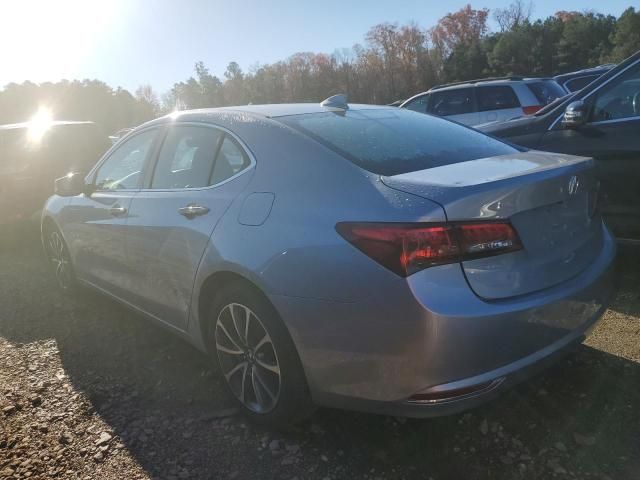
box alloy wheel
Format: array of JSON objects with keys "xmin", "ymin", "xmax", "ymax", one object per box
[
  {"xmin": 48, "ymin": 230, "xmax": 72, "ymax": 290},
  {"xmin": 215, "ymin": 302, "xmax": 281, "ymax": 413}
]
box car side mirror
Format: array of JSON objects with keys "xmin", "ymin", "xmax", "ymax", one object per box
[
  {"xmin": 54, "ymin": 172, "xmax": 92, "ymax": 197},
  {"xmin": 562, "ymin": 100, "xmax": 589, "ymax": 129}
]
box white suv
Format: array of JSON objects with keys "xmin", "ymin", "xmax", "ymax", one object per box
[{"xmin": 400, "ymin": 77, "xmax": 566, "ymax": 126}]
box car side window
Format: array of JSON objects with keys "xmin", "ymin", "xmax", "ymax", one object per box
[
  {"xmin": 565, "ymin": 75, "xmax": 597, "ymax": 93},
  {"xmin": 476, "ymin": 86, "xmax": 520, "ymax": 112},
  {"xmin": 152, "ymin": 126, "xmax": 223, "ymax": 189},
  {"xmin": 403, "ymin": 95, "xmax": 429, "ymax": 114},
  {"xmin": 428, "ymin": 88, "xmax": 474, "ymax": 116},
  {"xmin": 210, "ymin": 136, "xmax": 251, "ymax": 185},
  {"xmin": 590, "ymin": 62, "xmax": 640, "ymax": 123},
  {"xmin": 151, "ymin": 126, "xmax": 250, "ymax": 189},
  {"xmin": 94, "ymin": 129, "xmax": 156, "ymax": 191}
]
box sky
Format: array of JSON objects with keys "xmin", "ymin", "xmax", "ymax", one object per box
[{"xmin": 0, "ymin": 0, "xmax": 634, "ymax": 94}]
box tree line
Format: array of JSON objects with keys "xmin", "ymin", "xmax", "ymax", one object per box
[{"xmin": 1, "ymin": 3, "xmax": 639, "ymax": 134}]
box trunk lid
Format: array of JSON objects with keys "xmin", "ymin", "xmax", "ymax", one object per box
[{"xmin": 382, "ymin": 151, "xmax": 603, "ymax": 300}]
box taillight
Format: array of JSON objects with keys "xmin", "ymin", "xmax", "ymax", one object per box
[
  {"xmin": 336, "ymin": 221, "xmax": 523, "ymax": 277},
  {"xmin": 522, "ymin": 105, "xmax": 542, "ymax": 115}
]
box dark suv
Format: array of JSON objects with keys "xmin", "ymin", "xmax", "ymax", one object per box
[
  {"xmin": 479, "ymin": 51, "xmax": 640, "ymax": 241},
  {"xmin": 0, "ymin": 121, "xmax": 110, "ymax": 227},
  {"xmin": 554, "ymin": 64, "xmax": 616, "ymax": 93}
]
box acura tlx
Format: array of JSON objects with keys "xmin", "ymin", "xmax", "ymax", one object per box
[{"xmin": 42, "ymin": 96, "xmax": 615, "ymax": 425}]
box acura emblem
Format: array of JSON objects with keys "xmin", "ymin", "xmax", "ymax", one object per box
[{"xmin": 568, "ymin": 176, "xmax": 580, "ymax": 195}]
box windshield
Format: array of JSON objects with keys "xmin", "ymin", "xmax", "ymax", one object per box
[{"xmin": 278, "ymin": 109, "xmax": 520, "ymax": 176}]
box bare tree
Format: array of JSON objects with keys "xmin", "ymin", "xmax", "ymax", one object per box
[
  {"xmin": 134, "ymin": 84, "xmax": 160, "ymax": 111},
  {"xmin": 494, "ymin": 0, "xmax": 534, "ymax": 32}
]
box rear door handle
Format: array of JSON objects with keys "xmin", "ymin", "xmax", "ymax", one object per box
[
  {"xmin": 179, "ymin": 204, "xmax": 210, "ymax": 219},
  {"xmin": 109, "ymin": 205, "xmax": 127, "ymax": 217}
]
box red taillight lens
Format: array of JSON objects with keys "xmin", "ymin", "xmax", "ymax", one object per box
[
  {"xmin": 522, "ymin": 105, "xmax": 542, "ymax": 115},
  {"xmin": 336, "ymin": 221, "xmax": 522, "ymax": 277}
]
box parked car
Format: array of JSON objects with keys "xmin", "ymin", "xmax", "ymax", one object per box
[
  {"xmin": 400, "ymin": 77, "xmax": 566, "ymax": 126},
  {"xmin": 42, "ymin": 96, "xmax": 615, "ymax": 425},
  {"xmin": 479, "ymin": 51, "xmax": 640, "ymax": 241},
  {"xmin": 0, "ymin": 120, "xmax": 110, "ymax": 227},
  {"xmin": 554, "ymin": 64, "xmax": 616, "ymax": 94}
]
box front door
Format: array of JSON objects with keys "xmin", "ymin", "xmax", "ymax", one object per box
[
  {"xmin": 539, "ymin": 61, "xmax": 640, "ymax": 239},
  {"xmin": 125, "ymin": 124, "xmax": 254, "ymax": 330},
  {"xmin": 63, "ymin": 128, "xmax": 158, "ymax": 299}
]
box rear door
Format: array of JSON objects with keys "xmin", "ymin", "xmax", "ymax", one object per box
[
  {"xmin": 476, "ymin": 85, "xmax": 522, "ymax": 124},
  {"xmin": 428, "ymin": 87, "xmax": 479, "ymax": 126},
  {"xmin": 539, "ymin": 60, "xmax": 640, "ymax": 239},
  {"xmin": 62, "ymin": 127, "xmax": 159, "ymax": 299},
  {"xmin": 124, "ymin": 123, "xmax": 254, "ymax": 330}
]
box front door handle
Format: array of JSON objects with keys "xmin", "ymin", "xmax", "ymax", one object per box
[
  {"xmin": 179, "ymin": 204, "xmax": 210, "ymax": 219},
  {"xmin": 109, "ymin": 205, "xmax": 127, "ymax": 217}
]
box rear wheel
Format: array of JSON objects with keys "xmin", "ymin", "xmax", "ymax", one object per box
[
  {"xmin": 208, "ymin": 283, "xmax": 314, "ymax": 426},
  {"xmin": 44, "ymin": 225, "xmax": 76, "ymax": 291}
]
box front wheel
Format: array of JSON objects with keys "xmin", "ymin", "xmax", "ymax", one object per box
[
  {"xmin": 44, "ymin": 225, "xmax": 76, "ymax": 291},
  {"xmin": 208, "ymin": 283, "xmax": 314, "ymax": 427}
]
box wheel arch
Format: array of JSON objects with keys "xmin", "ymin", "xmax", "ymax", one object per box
[
  {"xmin": 195, "ymin": 269, "xmax": 309, "ymax": 383},
  {"xmin": 197, "ymin": 270, "xmax": 278, "ymax": 352},
  {"xmin": 41, "ymin": 215, "xmax": 61, "ymax": 252}
]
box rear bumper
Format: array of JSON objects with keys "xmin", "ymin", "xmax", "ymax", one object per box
[
  {"xmin": 322, "ymin": 306, "xmax": 602, "ymax": 418},
  {"xmin": 269, "ymin": 224, "xmax": 616, "ymax": 417}
]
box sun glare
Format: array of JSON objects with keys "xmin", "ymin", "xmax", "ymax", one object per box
[
  {"xmin": 27, "ymin": 107, "xmax": 54, "ymax": 143},
  {"xmin": 1, "ymin": 0, "xmax": 123, "ymax": 86}
]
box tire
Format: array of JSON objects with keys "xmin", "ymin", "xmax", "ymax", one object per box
[
  {"xmin": 207, "ymin": 282, "xmax": 315, "ymax": 427},
  {"xmin": 43, "ymin": 224, "xmax": 77, "ymax": 292}
]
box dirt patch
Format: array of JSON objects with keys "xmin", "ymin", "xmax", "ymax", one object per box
[{"xmin": 1, "ymin": 236, "xmax": 639, "ymax": 479}]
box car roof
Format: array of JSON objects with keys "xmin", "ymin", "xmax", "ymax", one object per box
[
  {"xmin": 158, "ymin": 103, "xmax": 392, "ymax": 121},
  {"xmin": 427, "ymin": 77, "xmax": 553, "ymax": 92},
  {"xmin": 554, "ymin": 64, "xmax": 616, "ymax": 82},
  {"xmin": 0, "ymin": 120, "xmax": 95, "ymax": 131}
]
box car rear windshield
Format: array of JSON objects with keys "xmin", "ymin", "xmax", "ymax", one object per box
[
  {"xmin": 278, "ymin": 109, "xmax": 521, "ymax": 176},
  {"xmin": 526, "ymin": 80, "xmax": 566, "ymax": 105}
]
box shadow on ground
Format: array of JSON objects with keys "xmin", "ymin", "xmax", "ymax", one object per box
[{"xmin": 1, "ymin": 235, "xmax": 639, "ymax": 479}]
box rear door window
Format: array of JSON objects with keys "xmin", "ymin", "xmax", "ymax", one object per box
[
  {"xmin": 428, "ymin": 88, "xmax": 475, "ymax": 116},
  {"xmin": 210, "ymin": 136, "xmax": 251, "ymax": 185},
  {"xmin": 151, "ymin": 126, "xmax": 223, "ymax": 189},
  {"xmin": 278, "ymin": 108, "xmax": 520, "ymax": 176},
  {"xmin": 151, "ymin": 126, "xmax": 251, "ymax": 189},
  {"xmin": 476, "ymin": 86, "xmax": 520, "ymax": 111}
]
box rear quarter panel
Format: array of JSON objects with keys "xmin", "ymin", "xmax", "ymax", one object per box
[{"xmin": 187, "ymin": 113, "xmax": 446, "ymax": 347}]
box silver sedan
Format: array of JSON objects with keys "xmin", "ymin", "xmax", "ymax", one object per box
[{"xmin": 42, "ymin": 99, "xmax": 616, "ymax": 426}]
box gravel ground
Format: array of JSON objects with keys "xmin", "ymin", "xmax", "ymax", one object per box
[{"xmin": 1, "ymin": 234, "xmax": 639, "ymax": 480}]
